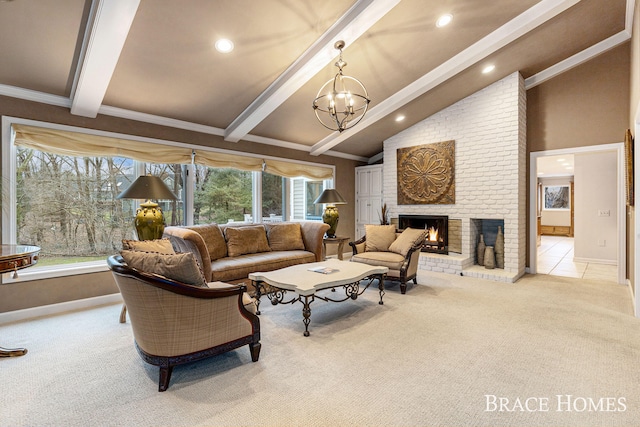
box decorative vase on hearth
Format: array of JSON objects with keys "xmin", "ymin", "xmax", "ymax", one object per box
[
  {"xmin": 495, "ymin": 226, "xmax": 504, "ymax": 269},
  {"xmin": 484, "ymin": 246, "xmax": 495, "ymax": 269},
  {"xmin": 477, "ymin": 234, "xmax": 486, "ymax": 266}
]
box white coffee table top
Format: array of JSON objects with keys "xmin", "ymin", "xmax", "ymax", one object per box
[{"xmin": 248, "ymin": 259, "xmax": 388, "ymax": 296}]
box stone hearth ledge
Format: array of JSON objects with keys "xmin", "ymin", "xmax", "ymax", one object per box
[{"xmin": 418, "ymin": 252, "xmax": 520, "ymax": 283}]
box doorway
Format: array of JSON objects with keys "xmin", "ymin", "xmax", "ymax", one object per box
[{"xmin": 529, "ymin": 144, "xmax": 625, "ymax": 284}]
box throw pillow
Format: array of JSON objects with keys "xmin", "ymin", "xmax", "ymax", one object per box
[
  {"xmin": 365, "ymin": 224, "xmax": 397, "ymax": 252},
  {"xmin": 389, "ymin": 228, "xmax": 426, "ymax": 257},
  {"xmin": 122, "ymin": 238, "xmax": 175, "ymax": 254},
  {"xmin": 120, "ymin": 250, "xmax": 208, "ymax": 287},
  {"xmin": 224, "ymin": 225, "xmax": 271, "ymax": 257},
  {"xmin": 186, "ymin": 223, "xmax": 228, "ymax": 261},
  {"xmin": 265, "ymin": 223, "xmax": 305, "ymax": 251}
]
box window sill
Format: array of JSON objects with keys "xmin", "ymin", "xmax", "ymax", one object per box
[{"xmin": 1, "ymin": 260, "xmax": 109, "ymax": 283}]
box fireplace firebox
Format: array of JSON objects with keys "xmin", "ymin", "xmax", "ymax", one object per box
[{"xmin": 398, "ymin": 215, "xmax": 448, "ymax": 254}]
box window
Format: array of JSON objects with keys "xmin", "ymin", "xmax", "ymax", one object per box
[
  {"xmin": 3, "ymin": 119, "xmax": 334, "ymax": 279},
  {"xmin": 192, "ymin": 166, "xmax": 252, "ymax": 225},
  {"xmin": 291, "ymin": 178, "xmax": 326, "ymax": 221}
]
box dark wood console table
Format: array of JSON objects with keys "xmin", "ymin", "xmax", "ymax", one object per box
[{"xmin": 0, "ymin": 244, "xmax": 40, "ymax": 357}]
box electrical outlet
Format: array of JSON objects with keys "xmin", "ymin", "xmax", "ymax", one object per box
[
  {"xmin": 597, "ymin": 209, "xmax": 610, "ymax": 217},
  {"xmin": 598, "ymin": 239, "xmax": 606, "ymax": 247}
]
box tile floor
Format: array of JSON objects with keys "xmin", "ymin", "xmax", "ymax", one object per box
[{"xmin": 537, "ymin": 235, "xmax": 618, "ymax": 282}]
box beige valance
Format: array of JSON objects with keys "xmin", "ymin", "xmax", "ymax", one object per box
[
  {"xmin": 193, "ymin": 149, "xmax": 264, "ymax": 171},
  {"xmin": 12, "ymin": 123, "xmax": 334, "ymax": 180},
  {"xmin": 12, "ymin": 124, "xmax": 193, "ymax": 164},
  {"xmin": 264, "ymin": 158, "xmax": 333, "ymax": 180}
]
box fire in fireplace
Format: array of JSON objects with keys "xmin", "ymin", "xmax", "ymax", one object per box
[{"xmin": 398, "ymin": 215, "xmax": 448, "ymax": 254}]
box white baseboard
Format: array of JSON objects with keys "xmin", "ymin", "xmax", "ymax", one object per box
[
  {"xmin": 0, "ymin": 293, "xmax": 123, "ymax": 325},
  {"xmin": 572, "ymin": 257, "xmax": 617, "ymax": 265}
]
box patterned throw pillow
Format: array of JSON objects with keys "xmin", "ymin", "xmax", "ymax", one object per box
[
  {"xmin": 265, "ymin": 223, "xmax": 305, "ymax": 251},
  {"xmin": 122, "ymin": 238, "xmax": 175, "ymax": 254},
  {"xmin": 224, "ymin": 225, "xmax": 272, "ymax": 257},
  {"xmin": 389, "ymin": 228, "xmax": 427, "ymax": 257},
  {"xmin": 120, "ymin": 250, "xmax": 208, "ymax": 287},
  {"xmin": 364, "ymin": 224, "xmax": 397, "ymax": 252}
]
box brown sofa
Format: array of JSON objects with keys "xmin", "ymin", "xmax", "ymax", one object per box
[{"xmin": 163, "ymin": 221, "xmax": 329, "ymax": 287}]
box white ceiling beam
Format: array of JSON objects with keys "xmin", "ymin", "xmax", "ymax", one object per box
[
  {"xmin": 223, "ymin": 0, "xmax": 401, "ymax": 143},
  {"xmin": 525, "ymin": 30, "xmax": 631, "ymax": 90},
  {"xmin": 309, "ymin": 0, "xmax": 581, "ymax": 156},
  {"xmin": 70, "ymin": 0, "xmax": 140, "ymax": 118}
]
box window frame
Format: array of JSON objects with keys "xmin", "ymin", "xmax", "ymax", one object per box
[{"xmin": 2, "ymin": 116, "xmax": 334, "ymax": 282}]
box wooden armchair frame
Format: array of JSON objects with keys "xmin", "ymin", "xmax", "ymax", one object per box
[{"xmin": 349, "ymin": 235, "xmax": 422, "ymax": 294}]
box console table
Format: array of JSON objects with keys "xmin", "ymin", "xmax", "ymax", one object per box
[{"xmin": 0, "ymin": 244, "xmax": 40, "ymax": 357}]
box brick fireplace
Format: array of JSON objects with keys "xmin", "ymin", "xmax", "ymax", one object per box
[{"xmin": 382, "ymin": 72, "xmax": 527, "ymax": 282}]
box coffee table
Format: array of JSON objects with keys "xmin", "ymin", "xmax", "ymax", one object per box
[{"xmin": 249, "ymin": 259, "xmax": 387, "ymax": 336}]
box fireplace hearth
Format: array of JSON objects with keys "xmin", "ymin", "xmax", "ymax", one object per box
[{"xmin": 398, "ymin": 215, "xmax": 448, "ymax": 254}]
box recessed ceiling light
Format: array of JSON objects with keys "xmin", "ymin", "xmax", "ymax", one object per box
[
  {"xmin": 395, "ymin": 115, "xmax": 405, "ymax": 122},
  {"xmin": 482, "ymin": 64, "xmax": 495, "ymax": 74},
  {"xmin": 436, "ymin": 14, "xmax": 453, "ymax": 28},
  {"xmin": 215, "ymin": 38, "xmax": 234, "ymax": 53}
]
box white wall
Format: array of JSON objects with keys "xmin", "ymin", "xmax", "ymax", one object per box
[
  {"xmin": 383, "ymin": 72, "xmax": 527, "ymax": 277},
  {"xmin": 574, "ymin": 150, "xmax": 617, "ymax": 263},
  {"xmin": 540, "ymin": 177, "xmax": 572, "ymax": 226}
]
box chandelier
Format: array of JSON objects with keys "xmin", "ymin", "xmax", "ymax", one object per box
[{"xmin": 312, "ymin": 40, "xmax": 370, "ymax": 132}]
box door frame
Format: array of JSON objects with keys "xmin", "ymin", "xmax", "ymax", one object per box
[{"xmin": 529, "ymin": 143, "xmax": 626, "ymax": 285}]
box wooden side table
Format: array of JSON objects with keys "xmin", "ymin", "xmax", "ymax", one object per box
[
  {"xmin": 1, "ymin": 244, "xmax": 40, "ymax": 357},
  {"xmin": 322, "ymin": 236, "xmax": 350, "ymax": 260}
]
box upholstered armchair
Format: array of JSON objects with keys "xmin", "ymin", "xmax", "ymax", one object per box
[
  {"xmin": 349, "ymin": 225, "xmax": 426, "ymax": 294},
  {"xmin": 107, "ymin": 255, "xmax": 261, "ymax": 392}
]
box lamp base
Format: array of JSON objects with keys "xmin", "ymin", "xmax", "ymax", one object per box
[
  {"xmin": 135, "ymin": 200, "xmax": 166, "ymax": 241},
  {"xmin": 322, "ymin": 205, "xmax": 339, "ymax": 238}
]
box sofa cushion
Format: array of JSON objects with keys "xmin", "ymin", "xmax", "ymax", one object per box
[
  {"xmin": 187, "ymin": 223, "xmax": 227, "ymax": 261},
  {"xmin": 351, "ymin": 251, "xmax": 405, "ymax": 271},
  {"xmin": 120, "ymin": 250, "xmax": 208, "ymax": 287},
  {"xmin": 365, "ymin": 224, "xmax": 397, "ymax": 252},
  {"xmin": 210, "ymin": 250, "xmax": 315, "ymax": 283},
  {"xmin": 122, "ymin": 238, "xmax": 175, "ymax": 254},
  {"xmin": 207, "ymin": 281, "xmax": 258, "ymax": 314},
  {"xmin": 389, "ymin": 228, "xmax": 426, "ymax": 257},
  {"xmin": 265, "ymin": 223, "xmax": 305, "ymax": 251},
  {"xmin": 224, "ymin": 225, "xmax": 271, "ymax": 257}
]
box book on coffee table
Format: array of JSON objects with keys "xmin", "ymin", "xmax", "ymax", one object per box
[{"xmin": 307, "ymin": 266, "xmax": 339, "ymax": 274}]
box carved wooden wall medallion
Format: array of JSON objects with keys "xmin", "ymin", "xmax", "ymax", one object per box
[{"xmin": 397, "ymin": 140, "xmax": 455, "ymax": 205}]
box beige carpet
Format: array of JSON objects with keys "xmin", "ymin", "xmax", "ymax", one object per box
[{"xmin": 1, "ymin": 271, "xmax": 639, "ymax": 427}]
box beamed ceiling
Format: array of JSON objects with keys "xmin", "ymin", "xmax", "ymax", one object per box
[{"xmin": 0, "ymin": 0, "xmax": 633, "ymax": 162}]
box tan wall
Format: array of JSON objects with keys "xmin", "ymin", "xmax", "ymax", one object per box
[
  {"xmin": 0, "ymin": 96, "xmax": 362, "ymax": 313},
  {"xmin": 527, "ymin": 43, "xmax": 631, "ymax": 273},
  {"xmin": 528, "ymin": 43, "xmax": 631, "ymax": 152}
]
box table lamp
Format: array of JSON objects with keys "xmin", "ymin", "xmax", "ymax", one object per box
[
  {"xmin": 313, "ymin": 189, "xmax": 346, "ymax": 238},
  {"xmin": 117, "ymin": 175, "xmax": 177, "ymax": 240}
]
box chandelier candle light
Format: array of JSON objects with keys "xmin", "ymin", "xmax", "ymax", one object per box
[{"xmin": 313, "ymin": 40, "xmax": 370, "ymax": 132}]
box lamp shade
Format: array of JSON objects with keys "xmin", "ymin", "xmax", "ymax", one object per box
[
  {"xmin": 313, "ymin": 189, "xmax": 346, "ymax": 205},
  {"xmin": 117, "ymin": 175, "xmax": 177, "ymax": 200}
]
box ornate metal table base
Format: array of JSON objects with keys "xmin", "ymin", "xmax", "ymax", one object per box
[
  {"xmin": 254, "ymin": 273, "xmax": 385, "ymax": 336},
  {"xmin": 0, "ymin": 346, "xmax": 28, "ymax": 357}
]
